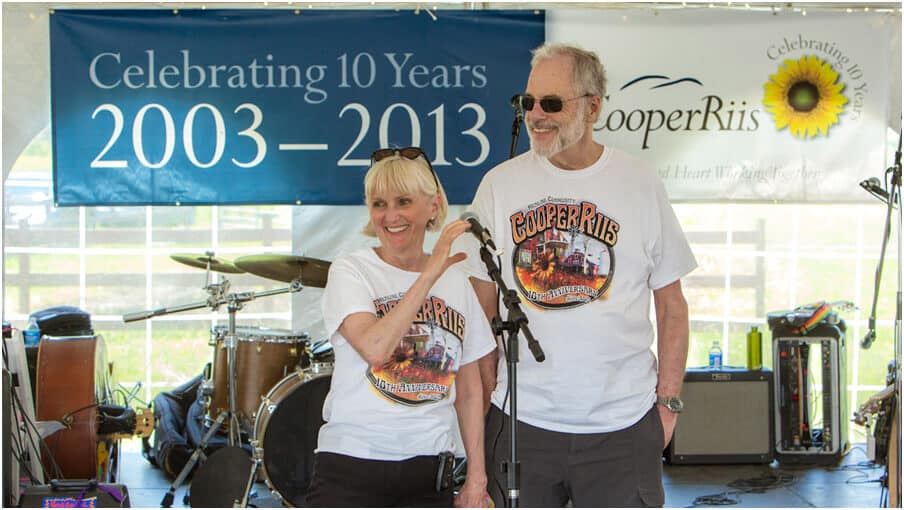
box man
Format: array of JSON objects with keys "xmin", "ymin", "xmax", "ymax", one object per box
[{"xmin": 461, "ymin": 43, "xmax": 697, "ymax": 507}]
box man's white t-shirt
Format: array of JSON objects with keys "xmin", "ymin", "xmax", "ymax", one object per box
[
  {"xmin": 318, "ymin": 247, "xmax": 496, "ymax": 460},
  {"xmin": 459, "ymin": 147, "xmax": 698, "ymax": 434}
]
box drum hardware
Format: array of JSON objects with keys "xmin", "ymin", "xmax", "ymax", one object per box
[
  {"xmin": 122, "ymin": 251, "xmax": 306, "ymax": 508},
  {"xmin": 235, "ymin": 362, "xmax": 334, "ymax": 507},
  {"xmin": 208, "ymin": 325, "xmax": 309, "ymax": 432},
  {"xmin": 236, "ymin": 439, "xmax": 265, "ymax": 508},
  {"xmin": 199, "ymin": 364, "xmax": 215, "ymax": 398}
]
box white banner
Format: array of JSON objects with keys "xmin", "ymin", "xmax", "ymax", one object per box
[{"xmin": 549, "ymin": 8, "xmax": 899, "ymax": 202}]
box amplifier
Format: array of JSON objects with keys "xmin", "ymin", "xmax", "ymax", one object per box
[
  {"xmin": 20, "ymin": 480, "xmax": 130, "ymax": 508},
  {"xmin": 667, "ymin": 367, "xmax": 774, "ymax": 464},
  {"xmin": 771, "ymin": 318, "xmax": 848, "ymax": 465}
]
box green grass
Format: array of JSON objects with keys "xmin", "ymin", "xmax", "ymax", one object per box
[{"xmin": 5, "ymin": 166, "xmax": 900, "ymax": 443}]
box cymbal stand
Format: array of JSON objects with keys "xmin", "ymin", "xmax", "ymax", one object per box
[
  {"xmin": 123, "ymin": 275, "xmax": 303, "ymax": 507},
  {"xmin": 160, "ymin": 411, "xmax": 227, "ymax": 507},
  {"xmin": 203, "ymin": 252, "xmax": 231, "ymax": 313},
  {"xmin": 219, "ymin": 282, "xmax": 304, "ymax": 447},
  {"xmin": 233, "ymin": 280, "xmax": 305, "ymax": 507}
]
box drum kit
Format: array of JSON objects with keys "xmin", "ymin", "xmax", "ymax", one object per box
[{"xmin": 123, "ymin": 251, "xmax": 333, "ymax": 508}]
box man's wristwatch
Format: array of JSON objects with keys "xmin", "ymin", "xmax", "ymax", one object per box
[{"xmin": 657, "ymin": 396, "xmax": 684, "ymax": 413}]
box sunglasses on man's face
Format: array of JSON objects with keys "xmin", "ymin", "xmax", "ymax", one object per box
[
  {"xmin": 516, "ymin": 93, "xmax": 593, "ymax": 113},
  {"xmin": 370, "ymin": 146, "xmax": 440, "ymax": 192}
]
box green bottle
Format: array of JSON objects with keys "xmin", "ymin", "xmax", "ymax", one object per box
[{"xmin": 747, "ymin": 326, "xmax": 763, "ymax": 370}]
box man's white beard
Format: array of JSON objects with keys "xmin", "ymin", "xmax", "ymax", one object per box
[{"xmin": 528, "ymin": 103, "xmax": 587, "ymax": 158}]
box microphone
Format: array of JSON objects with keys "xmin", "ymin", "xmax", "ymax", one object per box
[
  {"xmin": 460, "ymin": 212, "xmax": 502, "ymax": 255},
  {"xmin": 510, "ymin": 94, "xmax": 524, "ymax": 124},
  {"xmin": 862, "ymin": 317, "xmax": 876, "ymax": 349},
  {"xmin": 860, "ymin": 177, "xmax": 890, "ymax": 201}
]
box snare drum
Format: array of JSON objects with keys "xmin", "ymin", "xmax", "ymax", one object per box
[
  {"xmin": 253, "ymin": 363, "xmax": 332, "ymax": 506},
  {"xmin": 208, "ymin": 325, "xmax": 309, "ymax": 430}
]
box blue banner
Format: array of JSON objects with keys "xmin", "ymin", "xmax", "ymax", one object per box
[{"xmin": 50, "ymin": 9, "xmax": 544, "ymax": 205}]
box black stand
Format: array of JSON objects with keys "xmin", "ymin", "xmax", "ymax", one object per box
[
  {"xmin": 124, "ymin": 268, "xmax": 301, "ymax": 508},
  {"xmin": 477, "ymin": 102, "xmax": 542, "ymax": 507},
  {"xmin": 861, "ymin": 130, "xmax": 902, "ymax": 508},
  {"xmin": 478, "ymin": 245, "xmax": 544, "ymax": 508},
  {"xmin": 509, "ymin": 95, "xmax": 523, "ymax": 160}
]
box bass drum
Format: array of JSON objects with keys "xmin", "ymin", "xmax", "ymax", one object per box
[{"xmin": 253, "ymin": 362, "xmax": 332, "ymax": 506}]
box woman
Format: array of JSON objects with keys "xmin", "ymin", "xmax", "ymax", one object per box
[{"xmin": 307, "ymin": 147, "xmax": 494, "ymax": 507}]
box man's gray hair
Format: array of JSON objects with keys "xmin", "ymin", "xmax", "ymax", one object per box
[{"xmin": 531, "ymin": 43, "xmax": 607, "ymax": 99}]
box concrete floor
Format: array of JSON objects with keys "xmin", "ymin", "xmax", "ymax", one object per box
[{"xmin": 111, "ymin": 439, "xmax": 891, "ymax": 508}]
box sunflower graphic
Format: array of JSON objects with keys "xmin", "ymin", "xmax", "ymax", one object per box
[
  {"xmin": 763, "ymin": 55, "xmax": 848, "ymax": 139},
  {"xmin": 383, "ymin": 341, "xmax": 415, "ymax": 375}
]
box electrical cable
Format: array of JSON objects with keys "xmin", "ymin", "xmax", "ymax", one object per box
[
  {"xmin": 10, "ymin": 378, "xmax": 64, "ymax": 481},
  {"xmin": 2, "ymin": 337, "xmax": 46, "ymax": 483},
  {"xmin": 688, "ymin": 472, "xmax": 795, "ymax": 507},
  {"xmin": 487, "ymin": 249, "xmax": 509, "ymax": 502},
  {"xmin": 491, "ymin": 332, "xmax": 510, "ymax": 501}
]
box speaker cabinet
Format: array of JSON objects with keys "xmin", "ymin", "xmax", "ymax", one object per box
[{"xmin": 667, "ymin": 367, "xmax": 774, "ymax": 464}]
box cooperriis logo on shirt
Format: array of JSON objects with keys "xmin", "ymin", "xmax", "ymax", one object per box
[
  {"xmin": 509, "ymin": 197, "xmax": 617, "ymax": 309},
  {"xmin": 367, "ymin": 294, "xmax": 464, "ymax": 406}
]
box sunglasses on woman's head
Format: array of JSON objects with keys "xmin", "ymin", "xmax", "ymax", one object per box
[
  {"xmin": 370, "ymin": 146, "xmax": 440, "ymax": 192},
  {"xmin": 516, "ymin": 93, "xmax": 594, "ymax": 113}
]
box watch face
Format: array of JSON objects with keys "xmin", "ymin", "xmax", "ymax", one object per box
[{"xmin": 660, "ymin": 396, "xmax": 683, "ymax": 412}]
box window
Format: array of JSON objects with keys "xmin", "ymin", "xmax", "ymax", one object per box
[{"xmin": 4, "ymin": 129, "xmax": 897, "ymax": 444}]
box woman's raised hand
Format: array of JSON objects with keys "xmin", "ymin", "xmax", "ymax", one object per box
[{"xmin": 423, "ymin": 219, "xmax": 470, "ymax": 280}]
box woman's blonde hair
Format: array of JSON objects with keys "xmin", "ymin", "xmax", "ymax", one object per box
[{"xmin": 361, "ymin": 153, "xmax": 448, "ymax": 237}]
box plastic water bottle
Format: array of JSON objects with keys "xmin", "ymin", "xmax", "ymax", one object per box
[
  {"xmin": 708, "ymin": 340, "xmax": 723, "ymax": 368},
  {"xmin": 23, "ymin": 317, "xmax": 41, "ymax": 346}
]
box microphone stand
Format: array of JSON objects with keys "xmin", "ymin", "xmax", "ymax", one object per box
[
  {"xmin": 510, "ymin": 95, "xmax": 523, "ymax": 159},
  {"xmin": 485, "ymin": 104, "xmax": 540, "ymax": 508},
  {"xmin": 478, "ymin": 245, "xmax": 543, "ymax": 508},
  {"xmin": 862, "ymin": 130, "xmax": 902, "ymax": 507}
]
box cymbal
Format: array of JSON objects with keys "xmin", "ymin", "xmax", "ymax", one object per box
[
  {"xmin": 170, "ymin": 253, "xmax": 245, "ymax": 274},
  {"xmin": 233, "ymin": 255, "xmax": 331, "ymax": 287}
]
